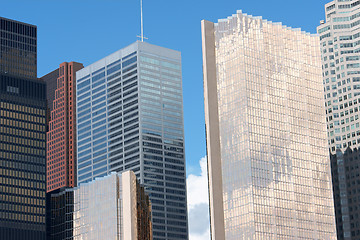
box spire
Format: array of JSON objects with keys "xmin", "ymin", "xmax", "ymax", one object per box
[
  {"xmin": 141, "ymin": 0, "xmax": 144, "ymax": 42},
  {"xmin": 137, "ymin": 0, "xmax": 148, "ymax": 42}
]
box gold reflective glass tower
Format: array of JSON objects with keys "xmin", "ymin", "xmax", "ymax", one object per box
[{"xmin": 202, "ymin": 10, "xmax": 336, "ymax": 239}]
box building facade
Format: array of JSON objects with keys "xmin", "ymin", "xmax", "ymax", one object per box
[
  {"xmin": 40, "ymin": 68, "xmax": 59, "ymax": 123},
  {"xmin": 0, "ymin": 17, "xmax": 47, "ymax": 240},
  {"xmin": 317, "ymin": 1, "xmax": 360, "ymax": 239},
  {"xmin": 76, "ymin": 41, "xmax": 187, "ymax": 239},
  {"xmin": 48, "ymin": 189, "xmax": 74, "ymax": 240},
  {"xmin": 202, "ymin": 11, "xmax": 336, "ymax": 239},
  {"xmin": 49, "ymin": 171, "xmax": 152, "ymax": 240},
  {"xmin": 41, "ymin": 62, "xmax": 84, "ymax": 192},
  {"xmin": 0, "ymin": 17, "xmax": 37, "ymax": 79},
  {"xmin": 0, "ymin": 75, "xmax": 47, "ymax": 239}
]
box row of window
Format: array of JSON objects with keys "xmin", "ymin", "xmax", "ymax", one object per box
[
  {"xmin": 0, "ymin": 211, "xmax": 45, "ymax": 224},
  {"xmin": 0, "ymin": 102, "xmax": 45, "ymax": 116}
]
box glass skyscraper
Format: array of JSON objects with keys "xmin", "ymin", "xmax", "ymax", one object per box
[
  {"xmin": 76, "ymin": 41, "xmax": 187, "ymax": 239},
  {"xmin": 0, "ymin": 17, "xmax": 47, "ymax": 240},
  {"xmin": 318, "ymin": 1, "xmax": 360, "ymax": 239},
  {"xmin": 202, "ymin": 10, "xmax": 336, "ymax": 239},
  {"xmin": 0, "ymin": 76, "xmax": 47, "ymax": 239},
  {"xmin": 0, "ymin": 17, "xmax": 37, "ymax": 79}
]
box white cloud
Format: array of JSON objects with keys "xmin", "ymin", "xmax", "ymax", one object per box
[{"xmin": 187, "ymin": 157, "xmax": 210, "ymax": 240}]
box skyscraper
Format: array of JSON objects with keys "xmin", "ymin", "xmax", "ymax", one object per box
[
  {"xmin": 0, "ymin": 17, "xmax": 47, "ymax": 240},
  {"xmin": 41, "ymin": 62, "xmax": 84, "ymax": 192},
  {"xmin": 0, "ymin": 17, "xmax": 37, "ymax": 79},
  {"xmin": 49, "ymin": 171, "xmax": 152, "ymax": 240},
  {"xmin": 76, "ymin": 41, "xmax": 187, "ymax": 239},
  {"xmin": 202, "ymin": 11, "xmax": 336, "ymax": 239},
  {"xmin": 317, "ymin": 1, "xmax": 360, "ymax": 239}
]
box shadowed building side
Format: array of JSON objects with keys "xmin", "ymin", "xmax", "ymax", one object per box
[
  {"xmin": 0, "ymin": 75, "xmax": 47, "ymax": 240},
  {"xmin": 0, "ymin": 17, "xmax": 37, "ymax": 79}
]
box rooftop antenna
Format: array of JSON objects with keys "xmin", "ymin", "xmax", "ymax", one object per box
[{"xmin": 137, "ymin": 0, "xmax": 148, "ymax": 41}]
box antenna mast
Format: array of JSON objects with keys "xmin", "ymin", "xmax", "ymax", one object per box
[{"xmin": 140, "ymin": 0, "xmax": 144, "ymax": 42}]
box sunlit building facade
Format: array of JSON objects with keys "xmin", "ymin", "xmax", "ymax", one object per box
[
  {"xmin": 49, "ymin": 171, "xmax": 152, "ymax": 240},
  {"xmin": 317, "ymin": 1, "xmax": 360, "ymax": 239},
  {"xmin": 202, "ymin": 10, "xmax": 336, "ymax": 239},
  {"xmin": 76, "ymin": 41, "xmax": 187, "ymax": 239}
]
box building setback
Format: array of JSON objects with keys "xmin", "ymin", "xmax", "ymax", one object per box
[
  {"xmin": 318, "ymin": 0, "xmax": 360, "ymax": 239},
  {"xmin": 41, "ymin": 62, "xmax": 84, "ymax": 192},
  {"xmin": 49, "ymin": 171, "xmax": 152, "ymax": 240},
  {"xmin": 202, "ymin": 10, "xmax": 336, "ymax": 239},
  {"xmin": 76, "ymin": 41, "xmax": 188, "ymax": 239}
]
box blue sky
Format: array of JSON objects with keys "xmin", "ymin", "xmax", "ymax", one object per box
[{"xmin": 1, "ymin": 0, "xmax": 329, "ymax": 176}]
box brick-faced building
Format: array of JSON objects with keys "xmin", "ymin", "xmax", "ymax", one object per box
[{"xmin": 41, "ymin": 62, "xmax": 83, "ymax": 192}]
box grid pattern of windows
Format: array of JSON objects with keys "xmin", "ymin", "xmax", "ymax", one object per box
[
  {"xmin": 318, "ymin": 1, "xmax": 360, "ymax": 239},
  {"xmin": 46, "ymin": 62, "xmax": 83, "ymax": 192},
  {"xmin": 319, "ymin": 0, "xmax": 360, "ymax": 153},
  {"xmin": 49, "ymin": 190, "xmax": 74, "ymax": 240},
  {"xmin": 139, "ymin": 53, "xmax": 187, "ymax": 239},
  {"xmin": 203, "ymin": 11, "xmax": 336, "ymax": 240},
  {"xmin": 0, "ymin": 17, "xmax": 37, "ymax": 79},
  {"xmin": 0, "ymin": 75, "xmax": 47, "ymax": 240},
  {"xmin": 49, "ymin": 172, "xmax": 152, "ymax": 240},
  {"xmin": 76, "ymin": 41, "xmax": 188, "ymax": 240}
]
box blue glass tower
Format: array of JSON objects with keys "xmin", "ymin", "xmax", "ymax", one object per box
[{"xmin": 76, "ymin": 41, "xmax": 188, "ymax": 239}]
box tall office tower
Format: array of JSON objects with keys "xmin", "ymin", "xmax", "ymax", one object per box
[
  {"xmin": 49, "ymin": 171, "xmax": 152, "ymax": 240},
  {"xmin": 76, "ymin": 41, "xmax": 187, "ymax": 239},
  {"xmin": 0, "ymin": 17, "xmax": 47, "ymax": 240},
  {"xmin": 318, "ymin": 1, "xmax": 360, "ymax": 239},
  {"xmin": 41, "ymin": 62, "xmax": 84, "ymax": 192},
  {"xmin": 0, "ymin": 76, "xmax": 47, "ymax": 239},
  {"xmin": 0, "ymin": 17, "xmax": 37, "ymax": 79},
  {"xmin": 202, "ymin": 10, "xmax": 336, "ymax": 240}
]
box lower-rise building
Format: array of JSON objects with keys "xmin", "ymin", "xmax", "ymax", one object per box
[{"xmin": 49, "ymin": 171, "xmax": 152, "ymax": 240}]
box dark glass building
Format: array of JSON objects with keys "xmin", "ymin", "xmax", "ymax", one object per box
[
  {"xmin": 40, "ymin": 68, "xmax": 58, "ymax": 124},
  {"xmin": 0, "ymin": 17, "xmax": 37, "ymax": 79},
  {"xmin": 0, "ymin": 75, "xmax": 47, "ymax": 240},
  {"xmin": 330, "ymin": 149, "xmax": 360, "ymax": 239},
  {"xmin": 49, "ymin": 189, "xmax": 74, "ymax": 240},
  {"xmin": 0, "ymin": 17, "xmax": 46, "ymax": 240}
]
